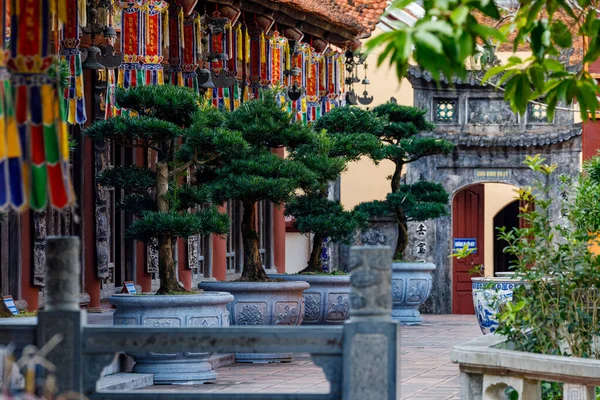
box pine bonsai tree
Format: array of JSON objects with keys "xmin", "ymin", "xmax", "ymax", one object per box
[
  {"xmin": 356, "ymin": 103, "xmax": 454, "ymax": 260},
  {"xmin": 205, "ymin": 90, "xmax": 316, "ymax": 281},
  {"xmin": 285, "ymin": 107, "xmax": 384, "ymax": 273},
  {"xmin": 84, "ymin": 85, "xmax": 245, "ymax": 294}
]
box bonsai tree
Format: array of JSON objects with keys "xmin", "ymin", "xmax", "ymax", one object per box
[
  {"xmin": 285, "ymin": 107, "xmax": 385, "ymax": 273},
  {"xmin": 204, "ymin": 90, "xmax": 316, "ymax": 281},
  {"xmin": 357, "ymin": 103, "xmax": 454, "ymax": 260},
  {"xmin": 84, "ymin": 85, "xmax": 245, "ymax": 294}
]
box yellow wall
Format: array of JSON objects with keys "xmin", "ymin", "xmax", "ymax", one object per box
[
  {"xmin": 483, "ymin": 183, "xmax": 519, "ymax": 277},
  {"xmin": 285, "ymin": 232, "xmax": 311, "ymax": 274},
  {"xmin": 340, "ymin": 28, "xmax": 413, "ymax": 210}
]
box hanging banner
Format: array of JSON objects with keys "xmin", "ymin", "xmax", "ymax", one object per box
[
  {"xmin": 166, "ymin": 3, "xmax": 184, "ymax": 87},
  {"xmin": 7, "ymin": 0, "xmax": 73, "ymax": 211},
  {"xmin": 182, "ymin": 11, "xmax": 201, "ymax": 93},
  {"xmin": 60, "ymin": 0, "xmax": 86, "ymax": 125},
  {"xmin": 118, "ymin": 0, "xmax": 145, "ymax": 89}
]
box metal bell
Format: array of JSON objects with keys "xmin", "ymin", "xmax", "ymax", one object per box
[
  {"xmin": 362, "ymin": 78, "xmax": 370, "ymax": 85},
  {"xmin": 103, "ymin": 25, "xmax": 117, "ymax": 39},
  {"xmin": 198, "ymin": 68, "xmax": 215, "ymax": 89},
  {"xmin": 207, "ymin": 53, "xmax": 219, "ymax": 63},
  {"xmin": 218, "ymin": 53, "xmax": 229, "ymax": 61},
  {"xmin": 290, "ymin": 66, "xmax": 301, "ymax": 76},
  {"xmin": 82, "ymin": 45, "xmax": 104, "ymax": 70}
]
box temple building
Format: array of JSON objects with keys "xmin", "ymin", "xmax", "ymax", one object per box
[{"xmin": 0, "ymin": 0, "xmax": 386, "ymax": 311}]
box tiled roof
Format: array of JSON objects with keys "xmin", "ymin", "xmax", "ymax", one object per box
[
  {"xmin": 269, "ymin": 0, "xmax": 388, "ymax": 37},
  {"xmin": 422, "ymin": 125, "xmax": 582, "ymax": 148},
  {"xmin": 474, "ymin": 9, "xmax": 584, "ymax": 64}
]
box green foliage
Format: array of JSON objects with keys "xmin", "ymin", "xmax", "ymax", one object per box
[
  {"xmin": 98, "ymin": 166, "xmax": 156, "ymax": 193},
  {"xmin": 369, "ymin": 0, "xmax": 600, "ymax": 121},
  {"xmin": 285, "ymin": 194, "xmax": 368, "ymax": 244},
  {"xmin": 208, "ymin": 150, "xmax": 316, "ymax": 205},
  {"xmin": 388, "ymin": 181, "xmax": 449, "ymax": 222},
  {"xmin": 84, "ymin": 115, "xmax": 180, "ymax": 149},
  {"xmin": 116, "ymin": 194, "xmax": 156, "ymax": 215},
  {"xmin": 495, "ymin": 155, "xmax": 600, "ymax": 361},
  {"xmin": 127, "ymin": 208, "xmax": 229, "ymax": 243},
  {"xmin": 116, "ymin": 85, "xmax": 199, "ymax": 126},
  {"xmin": 354, "ymin": 199, "xmax": 394, "ymax": 218}
]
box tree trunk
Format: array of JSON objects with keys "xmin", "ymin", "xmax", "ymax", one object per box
[
  {"xmin": 240, "ymin": 200, "xmax": 268, "ymax": 281},
  {"xmin": 395, "ymin": 208, "xmax": 408, "ymax": 261},
  {"xmin": 301, "ymin": 234, "xmax": 324, "ymax": 274},
  {"xmin": 391, "ymin": 161, "xmax": 402, "ymax": 193},
  {"xmin": 156, "ymin": 161, "xmax": 185, "ymax": 294}
]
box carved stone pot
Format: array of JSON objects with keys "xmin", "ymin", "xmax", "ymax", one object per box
[
  {"xmin": 111, "ymin": 292, "xmax": 233, "ymax": 384},
  {"xmin": 268, "ymin": 274, "xmax": 350, "ymax": 324},
  {"xmin": 391, "ymin": 262, "xmax": 436, "ymax": 325},
  {"xmin": 198, "ymin": 281, "xmax": 308, "ymax": 363}
]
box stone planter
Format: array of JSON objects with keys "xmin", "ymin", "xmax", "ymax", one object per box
[
  {"xmin": 391, "ymin": 262, "xmax": 436, "ymax": 325},
  {"xmin": 472, "ymin": 276, "xmax": 521, "ymax": 335},
  {"xmin": 198, "ymin": 281, "xmax": 309, "ymax": 363},
  {"xmin": 111, "ymin": 292, "xmax": 233, "ymax": 384},
  {"xmin": 269, "ymin": 274, "xmax": 350, "ymax": 324}
]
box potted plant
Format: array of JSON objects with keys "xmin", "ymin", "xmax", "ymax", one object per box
[
  {"xmin": 84, "ymin": 85, "xmax": 246, "ymax": 384},
  {"xmin": 274, "ymin": 107, "xmax": 383, "ymax": 324},
  {"xmin": 198, "ymin": 90, "xmax": 314, "ymax": 362},
  {"xmin": 355, "ymin": 103, "xmax": 453, "ymax": 325}
]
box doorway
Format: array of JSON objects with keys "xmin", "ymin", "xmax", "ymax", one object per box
[{"xmin": 493, "ymin": 200, "xmax": 520, "ymax": 275}]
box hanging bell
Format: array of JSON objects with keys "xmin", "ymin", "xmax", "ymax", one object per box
[
  {"xmin": 362, "ymin": 78, "xmax": 370, "ymax": 85},
  {"xmin": 352, "ymin": 76, "xmax": 360, "ymax": 84},
  {"xmin": 103, "ymin": 25, "xmax": 117, "ymax": 39},
  {"xmin": 345, "ymin": 90, "xmax": 358, "ymax": 106},
  {"xmin": 218, "ymin": 52, "xmax": 229, "ymax": 61},
  {"xmin": 82, "ymin": 45, "xmax": 104, "ymax": 70},
  {"xmin": 198, "ymin": 68, "xmax": 215, "ymax": 89},
  {"xmin": 290, "ymin": 66, "xmax": 301, "ymax": 76},
  {"xmin": 207, "ymin": 52, "xmax": 219, "ymax": 63}
]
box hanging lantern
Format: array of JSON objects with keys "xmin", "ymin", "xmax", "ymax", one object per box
[{"xmin": 7, "ymin": 0, "xmax": 73, "ymax": 211}]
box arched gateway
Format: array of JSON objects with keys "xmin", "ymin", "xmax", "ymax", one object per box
[{"xmin": 403, "ymin": 67, "xmax": 582, "ymax": 314}]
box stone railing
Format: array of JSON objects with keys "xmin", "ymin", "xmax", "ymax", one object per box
[
  {"xmin": 0, "ymin": 237, "xmax": 400, "ymax": 400},
  {"xmin": 451, "ymin": 334, "xmax": 600, "ymax": 400}
]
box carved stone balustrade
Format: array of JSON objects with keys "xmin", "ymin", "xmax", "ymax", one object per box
[{"xmin": 451, "ymin": 334, "xmax": 600, "ymax": 400}]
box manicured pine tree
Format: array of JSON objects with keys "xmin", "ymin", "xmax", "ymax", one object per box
[
  {"xmin": 286, "ymin": 107, "xmax": 384, "ymax": 273},
  {"xmin": 84, "ymin": 85, "xmax": 246, "ymax": 294},
  {"xmin": 204, "ymin": 90, "xmax": 316, "ymax": 281},
  {"xmin": 358, "ymin": 103, "xmax": 454, "ymax": 260}
]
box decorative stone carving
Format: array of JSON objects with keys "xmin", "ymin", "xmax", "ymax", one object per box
[
  {"xmin": 358, "ymin": 228, "xmax": 386, "ymax": 246},
  {"xmin": 147, "ymin": 243, "xmax": 159, "ymax": 274},
  {"xmin": 391, "ymin": 263, "xmax": 436, "ymax": 325},
  {"xmin": 406, "ymin": 279, "xmax": 428, "ymax": 303},
  {"xmin": 45, "ymin": 237, "xmax": 81, "ymax": 311},
  {"xmin": 33, "ymin": 212, "xmax": 47, "ymax": 287},
  {"xmin": 349, "ymin": 333, "xmax": 389, "ymax": 400},
  {"xmin": 326, "ymin": 295, "xmax": 350, "ymax": 321},
  {"xmin": 468, "ymin": 99, "xmax": 517, "ymax": 125},
  {"xmin": 304, "ymin": 293, "xmax": 321, "ymax": 321},
  {"xmin": 348, "ymin": 246, "xmax": 393, "ymax": 321},
  {"xmin": 274, "ymin": 303, "xmax": 299, "ymax": 325},
  {"xmin": 236, "ymin": 304, "xmax": 265, "ymax": 325}
]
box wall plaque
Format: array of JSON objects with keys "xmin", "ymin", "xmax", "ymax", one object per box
[{"xmin": 474, "ymin": 169, "xmax": 511, "ymax": 180}]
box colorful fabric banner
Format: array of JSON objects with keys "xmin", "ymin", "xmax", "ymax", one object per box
[
  {"xmin": 60, "ymin": 0, "xmax": 86, "ymax": 125},
  {"xmin": 7, "ymin": 0, "xmax": 73, "ymax": 211}
]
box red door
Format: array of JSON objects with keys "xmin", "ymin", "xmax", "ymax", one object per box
[{"xmin": 452, "ymin": 184, "xmax": 485, "ymax": 314}]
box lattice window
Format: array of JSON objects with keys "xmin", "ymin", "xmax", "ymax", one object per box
[
  {"xmin": 226, "ymin": 201, "xmax": 241, "ymax": 274},
  {"xmin": 258, "ymin": 201, "xmax": 271, "ymax": 269},
  {"xmin": 529, "ymin": 103, "xmax": 548, "ymax": 122},
  {"xmin": 436, "ymin": 100, "xmax": 456, "ymax": 122}
]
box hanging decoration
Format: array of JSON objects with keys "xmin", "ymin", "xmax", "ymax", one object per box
[
  {"xmin": 7, "ymin": 0, "xmax": 73, "ymax": 211},
  {"xmin": 60, "ymin": 0, "xmax": 87, "ymax": 125},
  {"xmin": 166, "ymin": 2, "xmax": 184, "ymax": 87},
  {"xmin": 143, "ymin": 0, "xmax": 168, "ymax": 86},
  {"xmin": 181, "ymin": 11, "xmax": 202, "ymax": 92},
  {"xmin": 118, "ymin": 0, "xmax": 146, "ymax": 89},
  {"xmin": 0, "ymin": 0, "xmax": 18, "ymax": 210}
]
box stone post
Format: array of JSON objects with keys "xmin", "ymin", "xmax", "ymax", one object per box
[
  {"xmin": 342, "ymin": 246, "xmax": 399, "ymax": 400},
  {"xmin": 37, "ymin": 236, "xmax": 85, "ymax": 395}
]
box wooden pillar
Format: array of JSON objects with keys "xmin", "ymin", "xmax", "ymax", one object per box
[
  {"xmin": 20, "ymin": 212, "xmax": 38, "ymax": 310},
  {"xmin": 134, "ymin": 147, "xmax": 152, "ymax": 292},
  {"xmin": 212, "ymin": 205, "xmax": 227, "ymax": 281},
  {"xmin": 177, "ymin": 238, "xmax": 192, "ymax": 290},
  {"xmin": 273, "ymin": 148, "xmax": 286, "ymax": 273},
  {"xmin": 82, "ymin": 70, "xmax": 101, "ymax": 310}
]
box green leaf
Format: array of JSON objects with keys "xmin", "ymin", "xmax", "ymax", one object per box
[
  {"xmin": 550, "ymin": 20, "xmax": 573, "ymax": 48},
  {"xmin": 414, "ymin": 31, "xmax": 444, "ymax": 54},
  {"xmin": 451, "ymin": 5, "xmax": 469, "ymax": 25}
]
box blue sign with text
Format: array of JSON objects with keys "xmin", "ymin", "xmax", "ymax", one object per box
[
  {"xmin": 3, "ymin": 296, "xmax": 18, "ymax": 315},
  {"xmin": 453, "ymin": 238, "xmax": 477, "ymax": 254}
]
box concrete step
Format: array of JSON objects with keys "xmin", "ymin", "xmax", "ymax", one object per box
[{"xmin": 97, "ymin": 373, "xmax": 154, "ymax": 392}]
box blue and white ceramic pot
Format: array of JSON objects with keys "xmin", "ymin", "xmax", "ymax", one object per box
[{"xmin": 471, "ymin": 276, "xmax": 521, "ymax": 335}]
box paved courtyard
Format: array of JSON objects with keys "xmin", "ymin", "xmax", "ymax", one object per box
[{"xmin": 91, "ymin": 313, "xmax": 480, "ymax": 399}]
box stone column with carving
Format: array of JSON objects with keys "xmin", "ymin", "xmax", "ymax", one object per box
[
  {"xmin": 342, "ymin": 246, "xmax": 399, "ymax": 400},
  {"xmin": 37, "ymin": 237, "xmax": 85, "ymax": 394}
]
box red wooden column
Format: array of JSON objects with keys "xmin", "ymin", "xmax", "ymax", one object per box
[
  {"xmin": 135, "ymin": 147, "xmax": 152, "ymax": 292},
  {"xmin": 584, "ymin": 53, "xmax": 600, "ymax": 160},
  {"xmin": 212, "ymin": 205, "xmax": 227, "ymax": 281},
  {"xmin": 273, "ymin": 148, "xmax": 286, "ymax": 273},
  {"xmin": 177, "ymin": 238, "xmax": 192, "ymax": 290},
  {"xmin": 83, "ymin": 70, "xmax": 101, "ymax": 310},
  {"xmin": 20, "ymin": 212, "xmax": 38, "ymax": 310}
]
